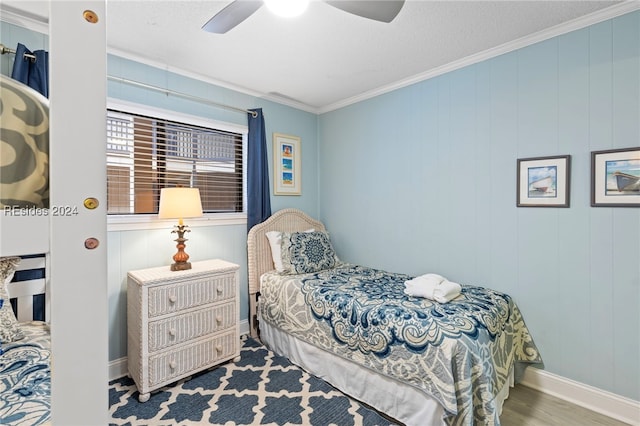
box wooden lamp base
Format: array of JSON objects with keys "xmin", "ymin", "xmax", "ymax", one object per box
[{"xmin": 170, "ymin": 224, "xmax": 192, "ymax": 271}]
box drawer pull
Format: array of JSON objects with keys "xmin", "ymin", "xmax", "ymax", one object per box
[
  {"xmin": 169, "ymin": 328, "xmax": 176, "ymax": 337},
  {"xmin": 169, "ymin": 361, "xmax": 177, "ymax": 369},
  {"xmin": 215, "ymin": 345, "xmax": 223, "ymax": 353},
  {"xmin": 216, "ymin": 286, "xmax": 223, "ymax": 294},
  {"xmin": 216, "ymin": 315, "xmax": 223, "ymax": 324},
  {"xmin": 168, "ymin": 295, "xmax": 177, "ymax": 303}
]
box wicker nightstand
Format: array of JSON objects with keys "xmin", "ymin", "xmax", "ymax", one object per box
[{"xmin": 127, "ymin": 259, "xmax": 240, "ymax": 402}]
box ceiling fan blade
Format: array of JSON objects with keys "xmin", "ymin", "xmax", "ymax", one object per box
[
  {"xmin": 202, "ymin": 1, "xmax": 263, "ymax": 34},
  {"xmin": 324, "ymin": 0, "xmax": 405, "ymax": 23}
]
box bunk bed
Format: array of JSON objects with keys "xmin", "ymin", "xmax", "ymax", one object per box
[
  {"xmin": 247, "ymin": 208, "xmax": 542, "ymax": 426},
  {"xmin": 0, "ymin": 255, "xmax": 50, "ymax": 425},
  {"xmin": 1, "ymin": 74, "xmax": 51, "ymax": 425}
]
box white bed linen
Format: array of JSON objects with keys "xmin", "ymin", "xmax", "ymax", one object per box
[{"xmin": 259, "ymin": 316, "xmax": 515, "ymax": 426}]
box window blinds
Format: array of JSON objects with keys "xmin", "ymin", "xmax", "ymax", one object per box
[{"xmin": 106, "ymin": 109, "xmax": 243, "ymax": 215}]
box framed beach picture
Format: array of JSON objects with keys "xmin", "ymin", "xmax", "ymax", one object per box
[
  {"xmin": 273, "ymin": 133, "xmax": 301, "ymax": 195},
  {"xmin": 591, "ymin": 147, "xmax": 640, "ymax": 207},
  {"xmin": 517, "ymin": 155, "xmax": 570, "ymax": 207}
]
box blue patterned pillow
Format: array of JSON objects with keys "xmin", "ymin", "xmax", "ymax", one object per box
[
  {"xmin": 0, "ymin": 75, "xmax": 49, "ymax": 209},
  {"xmin": 280, "ymin": 231, "xmax": 337, "ymax": 274},
  {"xmin": 0, "ymin": 257, "xmax": 24, "ymax": 343}
]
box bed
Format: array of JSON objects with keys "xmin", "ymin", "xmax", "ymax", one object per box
[
  {"xmin": 247, "ymin": 208, "xmax": 542, "ymax": 426},
  {"xmin": 0, "ymin": 69, "xmax": 51, "ymax": 426},
  {"xmin": 0, "ymin": 254, "xmax": 51, "ymax": 426}
]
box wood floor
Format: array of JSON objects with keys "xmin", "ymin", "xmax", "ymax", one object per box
[{"xmin": 500, "ymin": 385, "xmax": 631, "ymax": 426}]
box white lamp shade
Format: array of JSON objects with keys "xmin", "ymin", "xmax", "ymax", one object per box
[{"xmin": 158, "ymin": 187, "xmax": 203, "ymax": 219}]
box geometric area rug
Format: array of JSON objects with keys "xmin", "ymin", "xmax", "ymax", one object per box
[{"xmin": 109, "ymin": 336, "xmax": 400, "ymax": 426}]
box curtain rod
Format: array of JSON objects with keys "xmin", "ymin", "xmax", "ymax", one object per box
[
  {"xmin": 107, "ymin": 75, "xmax": 258, "ymax": 118},
  {"xmin": 0, "ymin": 43, "xmax": 37, "ymax": 61}
]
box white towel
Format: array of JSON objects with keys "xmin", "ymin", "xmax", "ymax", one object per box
[{"xmin": 404, "ymin": 273, "xmax": 462, "ymax": 303}]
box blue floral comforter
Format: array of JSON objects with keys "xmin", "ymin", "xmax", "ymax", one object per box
[
  {"xmin": 259, "ymin": 264, "xmax": 542, "ymax": 425},
  {"xmin": 0, "ymin": 322, "xmax": 50, "ymax": 426}
]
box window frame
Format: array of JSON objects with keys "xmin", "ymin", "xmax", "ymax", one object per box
[{"xmin": 106, "ymin": 99, "xmax": 248, "ymax": 231}]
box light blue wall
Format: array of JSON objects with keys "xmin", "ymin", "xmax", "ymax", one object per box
[
  {"xmin": 1, "ymin": 20, "xmax": 321, "ymax": 363},
  {"xmin": 3, "ymin": 11, "xmax": 639, "ymax": 402},
  {"xmin": 319, "ymin": 12, "xmax": 640, "ymax": 401},
  {"xmin": 0, "ymin": 21, "xmax": 47, "ymax": 76},
  {"xmin": 106, "ymin": 56, "xmax": 320, "ymax": 361}
]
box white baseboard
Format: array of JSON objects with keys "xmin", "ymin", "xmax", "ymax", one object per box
[
  {"xmin": 109, "ymin": 357, "xmax": 128, "ymax": 382},
  {"xmin": 109, "ymin": 319, "xmax": 251, "ymax": 381},
  {"xmin": 521, "ymin": 367, "xmax": 640, "ymax": 426}
]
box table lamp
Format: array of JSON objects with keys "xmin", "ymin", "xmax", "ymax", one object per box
[{"xmin": 158, "ymin": 187, "xmax": 203, "ymax": 271}]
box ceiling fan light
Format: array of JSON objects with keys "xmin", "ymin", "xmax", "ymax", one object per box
[{"xmin": 264, "ymin": 0, "xmax": 309, "ymax": 18}]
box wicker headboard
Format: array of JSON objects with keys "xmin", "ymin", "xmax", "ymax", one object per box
[{"xmin": 246, "ymin": 208, "xmax": 325, "ymax": 337}]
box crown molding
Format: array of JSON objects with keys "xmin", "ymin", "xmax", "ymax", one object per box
[
  {"xmin": 0, "ymin": 3, "xmax": 48, "ymax": 35},
  {"xmin": 3, "ymin": 1, "xmax": 637, "ymax": 116},
  {"xmin": 107, "ymin": 47, "xmax": 320, "ymax": 115},
  {"xmin": 107, "ymin": 47, "xmax": 263, "ymax": 99},
  {"xmin": 318, "ymin": 1, "xmax": 640, "ymax": 114}
]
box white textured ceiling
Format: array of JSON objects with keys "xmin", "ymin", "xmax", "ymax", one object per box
[{"xmin": 2, "ymin": 1, "xmax": 636, "ymax": 112}]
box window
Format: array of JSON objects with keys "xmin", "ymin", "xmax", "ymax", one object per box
[{"xmin": 106, "ymin": 108, "xmax": 245, "ymax": 215}]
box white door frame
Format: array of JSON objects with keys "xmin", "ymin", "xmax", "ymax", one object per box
[{"xmin": 49, "ymin": 1, "xmax": 108, "ymax": 424}]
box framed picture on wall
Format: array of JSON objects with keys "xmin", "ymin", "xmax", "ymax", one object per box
[
  {"xmin": 517, "ymin": 155, "xmax": 571, "ymax": 207},
  {"xmin": 591, "ymin": 147, "xmax": 640, "ymax": 207},
  {"xmin": 273, "ymin": 133, "xmax": 301, "ymax": 195}
]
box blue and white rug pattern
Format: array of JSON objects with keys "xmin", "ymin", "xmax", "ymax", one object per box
[{"xmin": 109, "ymin": 337, "xmax": 397, "ymax": 426}]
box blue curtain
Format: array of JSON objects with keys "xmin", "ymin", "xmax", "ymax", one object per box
[
  {"xmin": 11, "ymin": 43, "xmax": 49, "ymax": 98},
  {"xmin": 247, "ymin": 108, "xmax": 271, "ymax": 232}
]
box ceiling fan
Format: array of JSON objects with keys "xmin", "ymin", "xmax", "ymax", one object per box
[{"xmin": 202, "ymin": 0, "xmax": 405, "ymax": 34}]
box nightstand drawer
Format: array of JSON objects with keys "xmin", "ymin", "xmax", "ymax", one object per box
[
  {"xmin": 148, "ymin": 330, "xmax": 237, "ymax": 387},
  {"xmin": 148, "ymin": 273, "xmax": 236, "ymax": 317},
  {"xmin": 148, "ymin": 302, "xmax": 236, "ymax": 352}
]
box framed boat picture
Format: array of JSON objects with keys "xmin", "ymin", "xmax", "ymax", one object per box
[
  {"xmin": 591, "ymin": 147, "xmax": 640, "ymax": 207},
  {"xmin": 273, "ymin": 133, "xmax": 301, "ymax": 195},
  {"xmin": 517, "ymin": 155, "xmax": 570, "ymax": 207}
]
